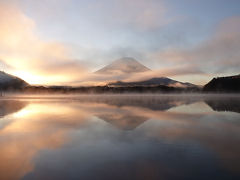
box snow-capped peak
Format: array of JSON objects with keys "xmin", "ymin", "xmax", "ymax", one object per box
[{"xmin": 95, "ymin": 57, "xmax": 151, "ymax": 74}]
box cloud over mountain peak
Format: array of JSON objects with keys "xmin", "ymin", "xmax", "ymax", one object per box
[{"xmin": 95, "ymin": 57, "xmax": 151, "ymax": 75}]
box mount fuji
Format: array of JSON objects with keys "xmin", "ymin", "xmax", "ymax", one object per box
[
  {"xmin": 95, "ymin": 57, "xmax": 198, "ymax": 88},
  {"xmin": 95, "ymin": 57, "xmax": 151, "ymax": 74}
]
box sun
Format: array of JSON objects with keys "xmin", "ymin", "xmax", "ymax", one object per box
[
  {"xmin": 12, "ymin": 71, "xmax": 75, "ymax": 85},
  {"xmin": 11, "ymin": 71, "xmax": 46, "ymax": 85}
]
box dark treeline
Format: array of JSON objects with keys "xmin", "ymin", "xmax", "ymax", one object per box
[
  {"xmin": 22, "ymin": 85, "xmax": 200, "ymax": 94},
  {"xmin": 0, "ymin": 79, "xmax": 28, "ymax": 92},
  {"xmin": 203, "ymin": 74, "xmax": 240, "ymax": 93},
  {"xmin": 1, "ymin": 73, "xmax": 240, "ymax": 94}
]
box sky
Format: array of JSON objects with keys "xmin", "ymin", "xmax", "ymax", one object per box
[{"xmin": 0, "ymin": 0, "xmax": 240, "ymax": 85}]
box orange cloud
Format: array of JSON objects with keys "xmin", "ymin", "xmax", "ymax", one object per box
[{"xmin": 0, "ymin": 2, "xmax": 87, "ymax": 85}]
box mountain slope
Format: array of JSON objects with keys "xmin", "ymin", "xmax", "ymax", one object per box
[
  {"xmin": 203, "ymin": 74, "xmax": 240, "ymax": 92},
  {"xmin": 109, "ymin": 77, "xmax": 198, "ymax": 88},
  {"xmin": 95, "ymin": 57, "xmax": 151, "ymax": 74},
  {"xmin": 0, "ymin": 71, "xmax": 29, "ymax": 90},
  {"xmin": 93, "ymin": 57, "xmax": 198, "ymax": 89}
]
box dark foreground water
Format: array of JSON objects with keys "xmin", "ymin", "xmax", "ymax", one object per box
[{"xmin": 0, "ymin": 94, "xmax": 240, "ymax": 180}]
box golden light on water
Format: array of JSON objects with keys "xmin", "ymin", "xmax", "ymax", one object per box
[{"xmin": 0, "ymin": 96, "xmax": 239, "ymax": 179}]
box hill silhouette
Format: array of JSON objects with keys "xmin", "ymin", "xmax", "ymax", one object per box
[
  {"xmin": 0, "ymin": 71, "xmax": 29, "ymax": 91},
  {"xmin": 203, "ymin": 74, "xmax": 240, "ymax": 92}
]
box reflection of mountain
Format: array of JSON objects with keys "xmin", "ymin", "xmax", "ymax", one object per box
[
  {"xmin": 0, "ymin": 100, "xmax": 28, "ymax": 117},
  {"xmin": 76, "ymin": 95, "xmax": 198, "ymax": 111},
  {"xmin": 77, "ymin": 95, "xmax": 200, "ymax": 130},
  {"xmin": 204, "ymin": 97, "xmax": 240, "ymax": 113},
  {"xmin": 97, "ymin": 113, "xmax": 148, "ymax": 130}
]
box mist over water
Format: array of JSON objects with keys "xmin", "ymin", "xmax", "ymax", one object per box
[{"xmin": 0, "ymin": 94, "xmax": 240, "ymax": 180}]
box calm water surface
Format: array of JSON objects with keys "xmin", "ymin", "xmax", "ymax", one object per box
[{"xmin": 0, "ymin": 94, "xmax": 240, "ymax": 180}]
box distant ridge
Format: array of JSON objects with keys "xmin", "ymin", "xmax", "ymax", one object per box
[
  {"xmin": 95, "ymin": 57, "xmax": 151, "ymax": 74},
  {"xmin": 109, "ymin": 77, "xmax": 198, "ymax": 88},
  {"xmin": 203, "ymin": 74, "xmax": 240, "ymax": 92}
]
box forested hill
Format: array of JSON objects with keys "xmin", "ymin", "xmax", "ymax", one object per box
[{"xmin": 203, "ymin": 74, "xmax": 240, "ymax": 92}]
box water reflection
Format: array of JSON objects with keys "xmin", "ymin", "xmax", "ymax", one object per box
[
  {"xmin": 204, "ymin": 96, "xmax": 240, "ymax": 113},
  {"xmin": 0, "ymin": 100, "xmax": 28, "ymax": 130},
  {"xmin": 0, "ymin": 95, "xmax": 239, "ymax": 180},
  {"xmin": 0, "ymin": 100, "xmax": 28, "ymax": 118}
]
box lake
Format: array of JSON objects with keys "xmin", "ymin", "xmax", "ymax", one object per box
[{"xmin": 0, "ymin": 94, "xmax": 240, "ymax": 180}]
